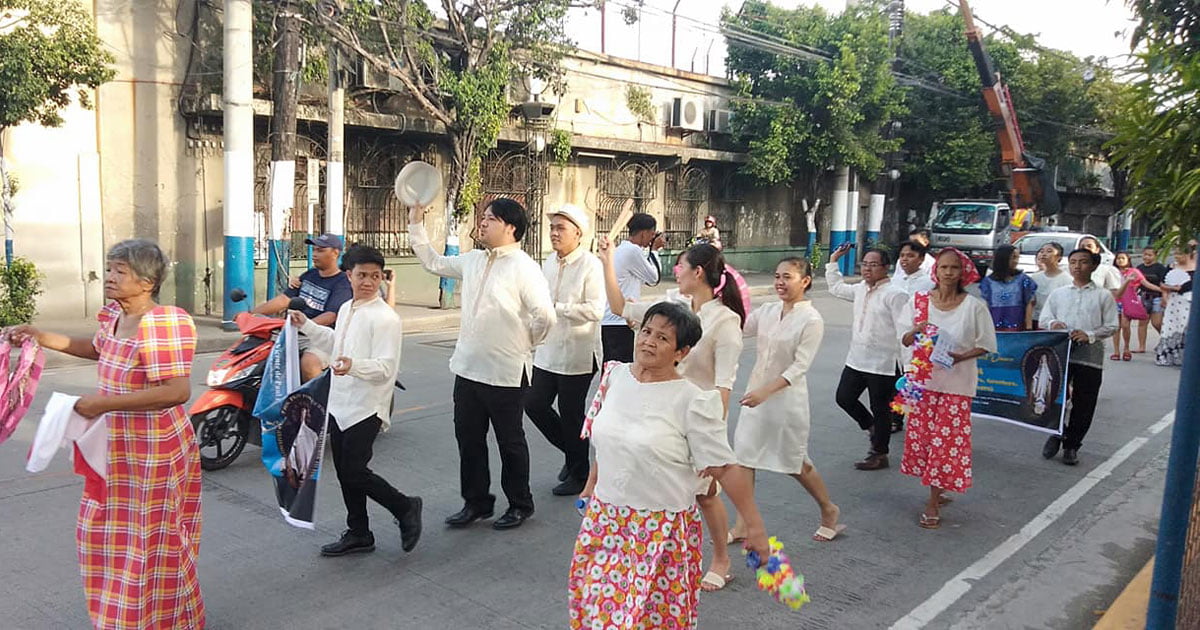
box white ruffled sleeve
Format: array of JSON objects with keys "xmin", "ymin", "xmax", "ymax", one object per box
[{"xmin": 683, "ymin": 389, "xmax": 737, "ymax": 471}]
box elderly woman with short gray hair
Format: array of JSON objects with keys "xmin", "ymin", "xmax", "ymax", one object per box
[{"xmin": 7, "ymin": 238, "xmax": 205, "ymax": 628}]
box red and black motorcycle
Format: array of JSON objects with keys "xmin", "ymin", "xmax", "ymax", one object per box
[{"xmin": 188, "ymin": 291, "xmax": 298, "ymax": 470}]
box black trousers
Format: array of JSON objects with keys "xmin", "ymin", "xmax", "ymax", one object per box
[
  {"xmin": 1064, "ymin": 364, "xmax": 1104, "ymax": 451},
  {"xmin": 601, "ymin": 326, "xmax": 634, "ymax": 363},
  {"xmin": 835, "ymin": 366, "xmax": 901, "ymax": 454},
  {"xmin": 328, "ymin": 415, "xmax": 412, "ymax": 536},
  {"xmin": 524, "ymin": 366, "xmax": 596, "ymax": 482},
  {"xmin": 453, "ymin": 375, "xmax": 534, "ymax": 513}
]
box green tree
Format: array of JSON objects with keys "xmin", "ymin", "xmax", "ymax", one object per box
[
  {"xmin": 314, "ymin": 0, "xmax": 582, "ymax": 221},
  {"xmin": 722, "ymin": 0, "xmax": 905, "ymax": 202},
  {"xmin": 896, "ymin": 8, "xmax": 1118, "ymax": 209},
  {"xmin": 0, "ymin": 0, "xmax": 114, "ymax": 264},
  {"xmin": 1108, "ymin": 1, "xmax": 1200, "ymax": 246}
]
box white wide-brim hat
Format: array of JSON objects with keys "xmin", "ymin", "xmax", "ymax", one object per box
[
  {"xmin": 393, "ymin": 161, "xmax": 442, "ymax": 206},
  {"xmin": 546, "ymin": 203, "xmax": 590, "ymax": 234}
]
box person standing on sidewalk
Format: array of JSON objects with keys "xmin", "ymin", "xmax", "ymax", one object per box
[
  {"xmin": 525, "ymin": 204, "xmax": 604, "ymax": 497},
  {"xmin": 827, "ymin": 243, "xmax": 911, "ymax": 469},
  {"xmin": 290, "ymin": 245, "xmax": 423, "ymax": 556},
  {"xmin": 601, "ymin": 213, "xmax": 664, "ymax": 362},
  {"xmin": 408, "ymin": 200, "xmax": 556, "ymax": 531},
  {"xmin": 1039, "ymin": 248, "xmax": 1119, "ymax": 465}
]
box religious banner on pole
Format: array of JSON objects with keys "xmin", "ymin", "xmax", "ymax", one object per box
[
  {"xmin": 972, "ymin": 331, "xmax": 1072, "ymax": 435},
  {"xmin": 261, "ymin": 371, "xmax": 331, "ymax": 529}
]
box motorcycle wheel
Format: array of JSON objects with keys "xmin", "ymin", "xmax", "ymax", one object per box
[{"xmin": 191, "ymin": 405, "xmax": 249, "ymax": 471}]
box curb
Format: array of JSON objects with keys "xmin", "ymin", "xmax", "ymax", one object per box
[{"xmin": 1093, "ymin": 557, "xmax": 1153, "ymax": 629}]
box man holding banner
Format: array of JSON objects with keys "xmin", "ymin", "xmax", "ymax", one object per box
[
  {"xmin": 291, "ymin": 246, "xmax": 423, "ymax": 556},
  {"xmin": 1039, "ymin": 248, "xmax": 1119, "ymax": 466}
]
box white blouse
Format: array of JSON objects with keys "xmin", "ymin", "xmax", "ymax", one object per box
[
  {"xmin": 624, "ymin": 293, "xmax": 743, "ymax": 391},
  {"xmin": 590, "ymin": 364, "xmax": 735, "ymax": 512},
  {"xmin": 900, "ymin": 294, "xmax": 998, "ymax": 397},
  {"xmin": 733, "ymin": 301, "xmax": 824, "ymax": 474}
]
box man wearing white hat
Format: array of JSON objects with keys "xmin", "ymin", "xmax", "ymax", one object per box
[{"xmin": 524, "ymin": 204, "xmax": 605, "ymax": 496}]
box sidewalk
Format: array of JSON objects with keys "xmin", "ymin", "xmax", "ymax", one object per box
[{"xmin": 35, "ymin": 270, "xmax": 808, "ymax": 369}]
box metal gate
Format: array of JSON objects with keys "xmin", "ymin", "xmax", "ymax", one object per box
[
  {"xmin": 710, "ymin": 167, "xmax": 743, "ymax": 250},
  {"xmin": 344, "ymin": 137, "xmax": 433, "ymax": 256},
  {"xmin": 596, "ymin": 160, "xmax": 658, "ymax": 239},
  {"xmin": 253, "ymin": 134, "xmax": 325, "ymax": 261},
  {"xmin": 475, "ymin": 149, "xmax": 546, "ymax": 261},
  {"xmin": 665, "ymin": 165, "xmax": 708, "ymax": 246}
]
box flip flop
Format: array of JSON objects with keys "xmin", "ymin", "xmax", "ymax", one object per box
[
  {"xmin": 701, "ymin": 571, "xmax": 734, "ymax": 592},
  {"xmin": 919, "ymin": 512, "xmax": 941, "ymax": 530},
  {"xmin": 1123, "ymin": 352, "xmax": 1132, "ymax": 361},
  {"xmin": 1109, "ymin": 354, "xmax": 1121, "ymax": 361},
  {"xmin": 726, "ymin": 532, "xmax": 746, "ymax": 545},
  {"xmin": 812, "ymin": 524, "xmax": 847, "ymax": 542}
]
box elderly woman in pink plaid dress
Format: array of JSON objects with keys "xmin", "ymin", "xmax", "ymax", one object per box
[{"xmin": 9, "ymin": 239, "xmax": 203, "ymax": 629}]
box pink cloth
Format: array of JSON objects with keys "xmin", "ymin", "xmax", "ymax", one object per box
[
  {"xmin": 0, "ymin": 338, "xmax": 45, "ymax": 444},
  {"xmin": 1119, "ymin": 268, "xmax": 1149, "ymax": 320}
]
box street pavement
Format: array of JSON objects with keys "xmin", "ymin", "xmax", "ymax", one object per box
[{"xmin": 0, "ymin": 288, "xmax": 1181, "ymax": 629}]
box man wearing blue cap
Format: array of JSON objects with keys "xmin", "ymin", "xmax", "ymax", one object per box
[{"xmin": 253, "ymin": 233, "xmax": 353, "ymax": 380}]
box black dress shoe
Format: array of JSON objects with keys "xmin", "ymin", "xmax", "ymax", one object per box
[
  {"xmin": 444, "ymin": 505, "xmax": 494, "ymax": 528},
  {"xmin": 552, "ymin": 477, "xmax": 586, "ymax": 496},
  {"xmin": 1062, "ymin": 449, "xmax": 1079, "ymax": 466},
  {"xmin": 1043, "ymin": 435, "xmax": 1062, "ymax": 459},
  {"xmin": 891, "ymin": 419, "xmax": 904, "ymax": 434},
  {"xmin": 557, "ymin": 464, "xmax": 570, "ymax": 482},
  {"xmin": 492, "ymin": 507, "xmax": 533, "ymax": 530},
  {"xmin": 320, "ymin": 530, "xmax": 375, "ymax": 556},
  {"xmin": 855, "ymin": 453, "xmax": 890, "ymax": 471},
  {"xmin": 394, "ymin": 496, "xmax": 423, "ymax": 552}
]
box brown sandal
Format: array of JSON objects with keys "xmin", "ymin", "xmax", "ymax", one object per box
[{"xmin": 919, "ymin": 512, "xmax": 941, "ymax": 529}]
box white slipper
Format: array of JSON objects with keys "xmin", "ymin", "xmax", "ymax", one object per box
[
  {"xmin": 812, "ymin": 524, "xmax": 847, "ymax": 542},
  {"xmin": 700, "ymin": 571, "xmax": 733, "ymax": 591}
]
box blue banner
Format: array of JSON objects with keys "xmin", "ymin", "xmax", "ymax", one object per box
[
  {"xmin": 261, "ymin": 371, "xmax": 331, "ymax": 529},
  {"xmin": 972, "ymin": 331, "xmax": 1071, "ymax": 435}
]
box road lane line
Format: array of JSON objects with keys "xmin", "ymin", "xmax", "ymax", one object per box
[{"xmin": 890, "ymin": 411, "xmax": 1176, "ymax": 629}]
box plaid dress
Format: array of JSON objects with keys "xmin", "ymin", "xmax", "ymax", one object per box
[{"xmin": 78, "ymin": 303, "xmax": 204, "ymax": 629}]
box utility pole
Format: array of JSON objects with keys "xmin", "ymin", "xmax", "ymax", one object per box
[
  {"xmin": 223, "ymin": 0, "xmax": 255, "ymax": 327},
  {"xmin": 267, "ymin": 0, "xmax": 302, "ymax": 299},
  {"xmin": 327, "ymin": 46, "xmax": 345, "ymax": 240}
]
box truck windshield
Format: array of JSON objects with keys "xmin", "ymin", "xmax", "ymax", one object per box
[{"xmin": 933, "ymin": 204, "xmax": 996, "ymax": 234}]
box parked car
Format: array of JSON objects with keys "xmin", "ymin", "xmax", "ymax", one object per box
[{"xmin": 1013, "ymin": 232, "xmax": 1114, "ymax": 273}]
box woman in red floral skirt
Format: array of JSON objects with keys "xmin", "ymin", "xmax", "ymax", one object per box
[{"xmin": 899, "ymin": 248, "xmax": 997, "ymax": 530}]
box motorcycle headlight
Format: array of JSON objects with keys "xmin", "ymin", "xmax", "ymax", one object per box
[
  {"xmin": 206, "ymin": 369, "xmax": 228, "ymax": 387},
  {"xmin": 208, "ymin": 365, "xmax": 258, "ymax": 387}
]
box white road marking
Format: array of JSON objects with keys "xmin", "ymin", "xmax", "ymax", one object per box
[{"xmin": 890, "ymin": 411, "xmax": 1176, "ymax": 629}]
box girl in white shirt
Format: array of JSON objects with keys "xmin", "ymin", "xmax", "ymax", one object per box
[
  {"xmin": 899, "ymin": 248, "xmax": 998, "ymax": 530},
  {"xmin": 730, "ymin": 258, "xmax": 844, "ymax": 543},
  {"xmin": 599, "ymin": 240, "xmax": 745, "ymax": 591},
  {"xmin": 572, "ymin": 301, "xmax": 768, "ymax": 630}
]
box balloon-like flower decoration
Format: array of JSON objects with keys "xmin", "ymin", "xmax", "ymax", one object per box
[
  {"xmin": 744, "ymin": 537, "xmax": 811, "ymax": 611},
  {"xmin": 892, "ymin": 292, "xmax": 939, "ymax": 416}
]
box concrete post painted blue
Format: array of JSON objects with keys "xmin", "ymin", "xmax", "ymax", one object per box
[
  {"xmin": 807, "ymin": 231, "xmax": 817, "ymax": 254},
  {"xmin": 306, "ymin": 242, "xmax": 313, "ymax": 269},
  {"xmin": 223, "ymin": 235, "xmax": 255, "ymax": 318},
  {"xmin": 4, "ymin": 239, "xmax": 11, "ymax": 266},
  {"xmin": 266, "ymin": 239, "xmax": 288, "ymax": 300},
  {"xmin": 439, "ymin": 243, "xmax": 459, "ymax": 297},
  {"xmin": 1147, "ymin": 284, "xmax": 1200, "ymax": 628}
]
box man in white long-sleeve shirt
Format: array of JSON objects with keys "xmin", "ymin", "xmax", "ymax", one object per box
[
  {"xmin": 291, "ymin": 246, "xmax": 422, "ymax": 557},
  {"xmin": 524, "ymin": 204, "xmax": 604, "ymax": 496},
  {"xmin": 827, "ymin": 243, "xmax": 911, "ymax": 470},
  {"xmin": 892, "ymin": 240, "xmax": 937, "ymax": 296},
  {"xmin": 1039, "ymin": 248, "xmax": 1118, "ymax": 466},
  {"xmin": 601, "ymin": 213, "xmax": 663, "ymax": 362},
  {"xmin": 408, "ymin": 199, "xmax": 556, "ymax": 531}
]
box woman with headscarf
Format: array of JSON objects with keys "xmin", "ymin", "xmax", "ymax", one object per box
[
  {"xmin": 570, "ymin": 301, "xmax": 769, "ymax": 629},
  {"xmin": 6, "ymin": 239, "xmax": 204, "ymax": 628},
  {"xmin": 899, "ymin": 247, "xmax": 998, "ymax": 529},
  {"xmin": 599, "ymin": 239, "xmax": 745, "ymax": 592}
]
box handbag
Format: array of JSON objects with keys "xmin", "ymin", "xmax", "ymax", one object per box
[{"xmin": 580, "ymin": 361, "xmax": 620, "ymax": 439}]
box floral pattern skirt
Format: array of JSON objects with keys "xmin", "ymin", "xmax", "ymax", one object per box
[
  {"xmin": 1156, "ymin": 293, "xmax": 1190, "ymax": 367},
  {"xmin": 568, "ymin": 497, "xmax": 702, "ymax": 630},
  {"xmin": 900, "ymin": 391, "xmax": 974, "ymax": 493}
]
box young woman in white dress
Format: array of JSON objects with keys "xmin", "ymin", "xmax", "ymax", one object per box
[
  {"xmin": 599, "ymin": 238, "xmax": 745, "ymax": 592},
  {"xmin": 729, "ymin": 258, "xmax": 843, "ymax": 542}
]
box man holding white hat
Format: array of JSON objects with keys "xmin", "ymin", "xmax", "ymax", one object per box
[{"xmin": 524, "ymin": 204, "xmax": 605, "ymax": 496}]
